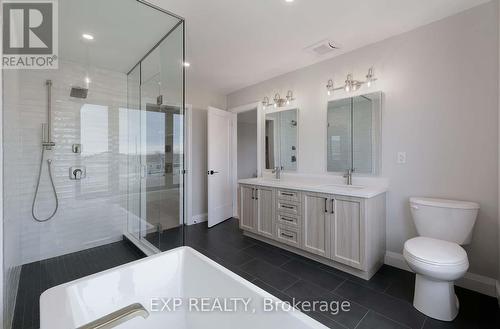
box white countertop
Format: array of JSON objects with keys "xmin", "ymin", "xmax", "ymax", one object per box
[{"xmin": 238, "ymin": 177, "xmax": 388, "ymax": 198}]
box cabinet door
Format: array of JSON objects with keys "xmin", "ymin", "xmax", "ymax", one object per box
[
  {"xmin": 331, "ymin": 197, "xmax": 364, "ymax": 269},
  {"xmin": 239, "ymin": 185, "xmax": 256, "ymax": 232},
  {"xmin": 301, "ymin": 192, "xmax": 330, "ymax": 258},
  {"xmin": 255, "ymin": 187, "xmax": 274, "ymax": 238}
]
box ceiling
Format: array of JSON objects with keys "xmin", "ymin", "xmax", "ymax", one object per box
[
  {"xmin": 148, "ymin": 0, "xmax": 489, "ymax": 95},
  {"xmin": 59, "ymin": 0, "xmax": 181, "ymax": 74}
]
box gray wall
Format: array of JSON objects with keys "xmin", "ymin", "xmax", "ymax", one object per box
[{"xmin": 228, "ymin": 2, "xmax": 499, "ymax": 278}]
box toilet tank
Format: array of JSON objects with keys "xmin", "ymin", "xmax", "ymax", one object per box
[{"xmin": 409, "ymin": 197, "xmax": 479, "ymax": 245}]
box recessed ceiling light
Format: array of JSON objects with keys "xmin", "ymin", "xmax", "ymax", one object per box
[
  {"xmin": 82, "ymin": 33, "xmax": 94, "ymax": 40},
  {"xmin": 285, "ymin": 0, "xmax": 294, "ymax": 2},
  {"xmin": 183, "ymin": 62, "xmax": 190, "ymax": 67}
]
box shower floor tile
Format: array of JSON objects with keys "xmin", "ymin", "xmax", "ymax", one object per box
[{"xmin": 12, "ymin": 240, "xmax": 145, "ymax": 329}]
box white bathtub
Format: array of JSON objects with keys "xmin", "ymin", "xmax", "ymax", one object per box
[{"xmin": 40, "ymin": 247, "xmax": 327, "ymax": 328}]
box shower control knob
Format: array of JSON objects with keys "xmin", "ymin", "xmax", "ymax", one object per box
[{"xmin": 69, "ymin": 166, "xmax": 86, "ymax": 180}]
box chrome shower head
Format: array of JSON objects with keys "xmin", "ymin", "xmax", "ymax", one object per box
[{"xmin": 70, "ymin": 86, "xmax": 88, "ymax": 99}]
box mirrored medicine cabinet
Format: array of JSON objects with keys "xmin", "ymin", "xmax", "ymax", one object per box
[
  {"xmin": 327, "ymin": 92, "xmax": 381, "ymax": 175},
  {"xmin": 265, "ymin": 108, "xmax": 298, "ymax": 171}
]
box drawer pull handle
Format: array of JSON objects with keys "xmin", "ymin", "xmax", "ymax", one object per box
[
  {"xmin": 281, "ymin": 205, "xmax": 294, "ymax": 209},
  {"xmin": 281, "ymin": 216, "xmax": 294, "ymax": 222},
  {"xmin": 281, "ymin": 232, "xmax": 294, "ymax": 239},
  {"xmin": 282, "ymin": 192, "xmax": 294, "ymax": 197}
]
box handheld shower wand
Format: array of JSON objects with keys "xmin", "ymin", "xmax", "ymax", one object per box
[{"xmin": 32, "ymin": 80, "xmax": 59, "ymax": 222}]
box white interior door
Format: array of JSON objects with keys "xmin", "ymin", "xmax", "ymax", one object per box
[{"xmin": 207, "ymin": 106, "xmax": 236, "ymax": 227}]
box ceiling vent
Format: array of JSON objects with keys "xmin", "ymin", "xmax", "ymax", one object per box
[{"xmin": 305, "ymin": 39, "xmax": 340, "ymax": 56}]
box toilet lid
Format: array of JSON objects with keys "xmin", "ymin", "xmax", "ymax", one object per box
[{"xmin": 404, "ymin": 237, "xmax": 468, "ymax": 266}]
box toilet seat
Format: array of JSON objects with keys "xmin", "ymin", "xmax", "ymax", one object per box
[{"xmin": 404, "ymin": 237, "xmax": 468, "ymax": 266}]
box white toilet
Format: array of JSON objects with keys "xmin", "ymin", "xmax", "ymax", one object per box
[{"xmin": 403, "ymin": 197, "xmax": 479, "ymax": 321}]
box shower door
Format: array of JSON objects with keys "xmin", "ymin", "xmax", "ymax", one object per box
[{"xmin": 126, "ymin": 22, "xmax": 185, "ymax": 252}]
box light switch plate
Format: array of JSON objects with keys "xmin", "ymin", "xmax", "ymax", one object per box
[{"xmin": 397, "ymin": 152, "xmax": 407, "ymax": 164}]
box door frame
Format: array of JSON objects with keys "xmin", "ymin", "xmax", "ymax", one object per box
[{"xmin": 229, "ymin": 101, "xmax": 263, "ymax": 218}]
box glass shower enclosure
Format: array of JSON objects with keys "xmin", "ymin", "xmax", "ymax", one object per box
[{"xmin": 125, "ymin": 12, "xmax": 185, "ymax": 253}]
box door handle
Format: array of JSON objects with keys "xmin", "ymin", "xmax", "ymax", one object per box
[
  {"xmin": 331, "ymin": 199, "xmax": 335, "ymax": 214},
  {"xmin": 324, "ymin": 198, "xmax": 328, "ymax": 213},
  {"xmin": 207, "ymin": 170, "xmax": 219, "ymax": 175},
  {"xmin": 255, "ymin": 189, "xmax": 259, "ymax": 200},
  {"xmin": 251, "ymin": 188, "xmax": 255, "ymax": 200}
]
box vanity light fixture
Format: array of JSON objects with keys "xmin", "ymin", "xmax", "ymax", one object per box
[
  {"xmin": 326, "ymin": 67, "xmax": 377, "ymax": 95},
  {"xmin": 366, "ymin": 67, "xmax": 375, "ymax": 87},
  {"xmin": 262, "ymin": 90, "xmax": 295, "ymax": 109},
  {"xmin": 262, "ymin": 96, "xmax": 270, "ymax": 109},
  {"xmin": 286, "ymin": 90, "xmax": 295, "ymax": 105},
  {"xmin": 326, "ymin": 79, "xmax": 334, "ymax": 95}
]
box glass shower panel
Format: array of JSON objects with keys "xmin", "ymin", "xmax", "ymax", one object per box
[
  {"xmin": 137, "ymin": 23, "xmax": 184, "ymax": 251},
  {"xmin": 125, "ymin": 64, "xmax": 142, "ymax": 240}
]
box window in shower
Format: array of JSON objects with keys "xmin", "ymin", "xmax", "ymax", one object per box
[{"xmin": 81, "ymin": 104, "xmax": 109, "ymax": 156}]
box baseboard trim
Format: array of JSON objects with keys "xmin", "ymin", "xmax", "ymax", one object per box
[
  {"xmin": 189, "ymin": 213, "xmax": 207, "ymax": 225},
  {"xmin": 384, "ymin": 251, "xmax": 497, "ymax": 298}
]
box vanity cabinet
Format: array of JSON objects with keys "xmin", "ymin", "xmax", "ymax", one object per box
[
  {"xmin": 331, "ymin": 196, "xmax": 364, "ymax": 269},
  {"xmin": 256, "ymin": 187, "xmax": 275, "ymax": 238},
  {"xmin": 239, "ymin": 185, "xmax": 256, "ymax": 232},
  {"xmin": 238, "ymin": 182, "xmax": 386, "ymax": 280},
  {"xmin": 302, "ymin": 192, "xmax": 331, "ymax": 258},
  {"xmin": 239, "ymin": 185, "xmax": 274, "ymax": 238}
]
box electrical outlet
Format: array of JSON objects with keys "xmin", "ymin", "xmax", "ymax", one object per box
[{"xmin": 397, "ymin": 152, "xmax": 407, "ymax": 164}]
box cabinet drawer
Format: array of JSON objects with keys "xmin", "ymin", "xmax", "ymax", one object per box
[
  {"xmin": 277, "ymin": 189, "xmax": 300, "ymax": 202},
  {"xmin": 277, "ymin": 213, "xmax": 300, "ymax": 228},
  {"xmin": 275, "ymin": 225, "xmax": 300, "ymax": 248},
  {"xmin": 277, "ymin": 200, "xmax": 301, "ymax": 216}
]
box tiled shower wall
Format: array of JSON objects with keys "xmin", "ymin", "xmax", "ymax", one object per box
[{"xmin": 3, "ymin": 60, "xmax": 132, "ymax": 270}]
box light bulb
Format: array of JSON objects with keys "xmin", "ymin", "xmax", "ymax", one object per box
[
  {"xmin": 327, "ymin": 90, "xmax": 331, "ymax": 96},
  {"xmin": 367, "ymin": 80, "xmax": 372, "ymax": 88}
]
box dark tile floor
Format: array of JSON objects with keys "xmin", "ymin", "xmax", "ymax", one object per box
[
  {"xmin": 12, "ymin": 240, "xmax": 145, "ymax": 329},
  {"xmin": 12, "ymin": 218, "xmax": 500, "ymax": 329},
  {"xmin": 175, "ymin": 218, "xmax": 498, "ymax": 329}
]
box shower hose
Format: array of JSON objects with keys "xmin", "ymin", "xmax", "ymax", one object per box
[{"xmin": 32, "ymin": 147, "xmax": 59, "ymax": 222}]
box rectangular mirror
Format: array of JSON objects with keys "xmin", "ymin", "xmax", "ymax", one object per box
[
  {"xmin": 265, "ymin": 108, "xmax": 298, "ymax": 171},
  {"xmin": 327, "ymin": 92, "xmax": 381, "ymax": 174}
]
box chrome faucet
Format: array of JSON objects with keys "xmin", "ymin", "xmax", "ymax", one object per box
[
  {"xmin": 272, "ymin": 166, "xmax": 282, "ymax": 179},
  {"xmin": 77, "ymin": 303, "xmax": 149, "ymax": 329},
  {"xmin": 343, "ymin": 169, "xmax": 354, "ymax": 185}
]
